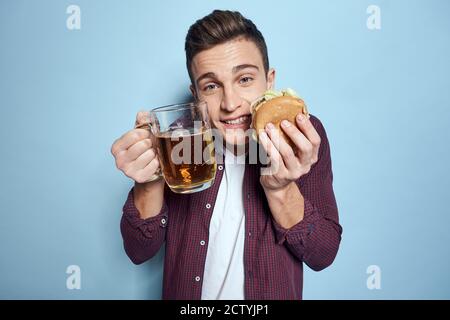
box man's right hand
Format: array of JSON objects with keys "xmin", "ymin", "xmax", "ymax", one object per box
[
  {"xmin": 111, "ymin": 111, "xmax": 161, "ymax": 184},
  {"xmin": 111, "ymin": 111, "xmax": 166, "ymax": 219}
]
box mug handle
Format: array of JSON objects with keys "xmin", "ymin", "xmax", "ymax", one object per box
[{"xmin": 134, "ymin": 122, "xmax": 163, "ymax": 182}]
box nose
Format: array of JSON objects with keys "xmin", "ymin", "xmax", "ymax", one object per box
[{"xmin": 220, "ymin": 85, "xmax": 242, "ymax": 113}]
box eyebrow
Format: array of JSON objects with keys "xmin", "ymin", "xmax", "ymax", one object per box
[
  {"xmin": 196, "ymin": 72, "xmax": 216, "ymax": 86},
  {"xmin": 232, "ymin": 64, "xmax": 259, "ymax": 73},
  {"xmin": 195, "ymin": 64, "xmax": 260, "ymax": 86}
]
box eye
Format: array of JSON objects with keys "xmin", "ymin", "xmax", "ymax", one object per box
[
  {"xmin": 203, "ymin": 83, "xmax": 219, "ymax": 91},
  {"xmin": 239, "ymin": 76, "xmax": 254, "ymax": 85}
]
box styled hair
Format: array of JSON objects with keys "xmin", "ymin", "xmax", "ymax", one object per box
[{"xmin": 185, "ymin": 10, "xmax": 269, "ymax": 84}]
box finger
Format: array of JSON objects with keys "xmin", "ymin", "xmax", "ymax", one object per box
[
  {"xmin": 135, "ymin": 157, "xmax": 161, "ymax": 184},
  {"xmin": 265, "ymin": 122, "xmax": 298, "ymax": 172},
  {"xmin": 111, "ymin": 129, "xmax": 150, "ymax": 156},
  {"xmin": 133, "ymin": 148, "xmax": 158, "ymax": 171},
  {"xmin": 135, "ymin": 110, "xmax": 151, "ymax": 128},
  {"xmin": 258, "ymin": 130, "xmax": 284, "ymax": 176},
  {"xmin": 295, "ymin": 114, "xmax": 321, "ymax": 162},
  {"xmin": 124, "ymin": 148, "xmax": 157, "ymax": 176},
  {"xmin": 280, "ymin": 119, "xmax": 313, "ymax": 164},
  {"xmin": 123, "ymin": 139, "xmax": 153, "ymax": 162}
]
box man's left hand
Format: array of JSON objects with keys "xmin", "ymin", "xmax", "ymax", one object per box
[{"xmin": 258, "ymin": 113, "xmax": 321, "ymax": 192}]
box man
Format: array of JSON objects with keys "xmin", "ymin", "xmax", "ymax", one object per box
[{"xmin": 111, "ymin": 10, "xmax": 342, "ymax": 300}]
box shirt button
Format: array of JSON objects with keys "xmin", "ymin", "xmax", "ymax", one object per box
[
  {"xmin": 248, "ymin": 232, "xmax": 252, "ymax": 237},
  {"xmin": 195, "ymin": 276, "xmax": 201, "ymax": 282},
  {"xmin": 161, "ymin": 218, "xmax": 166, "ymax": 225},
  {"xmin": 200, "ymin": 240, "xmax": 206, "ymax": 246},
  {"xmin": 218, "ymin": 165, "xmax": 223, "ymax": 171},
  {"xmin": 205, "ymin": 203, "xmax": 211, "ymax": 209}
]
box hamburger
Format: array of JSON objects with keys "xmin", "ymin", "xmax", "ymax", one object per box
[{"xmin": 250, "ymin": 88, "xmax": 309, "ymax": 148}]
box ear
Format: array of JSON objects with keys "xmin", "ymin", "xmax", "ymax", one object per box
[
  {"xmin": 190, "ymin": 84, "xmax": 198, "ymax": 101},
  {"xmin": 266, "ymin": 68, "xmax": 276, "ymax": 90}
]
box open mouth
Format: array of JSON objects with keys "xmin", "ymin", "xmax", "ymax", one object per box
[{"xmin": 220, "ymin": 114, "xmax": 251, "ymax": 126}]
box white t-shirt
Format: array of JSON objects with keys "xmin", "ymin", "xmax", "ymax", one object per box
[{"xmin": 201, "ymin": 146, "xmax": 246, "ymax": 300}]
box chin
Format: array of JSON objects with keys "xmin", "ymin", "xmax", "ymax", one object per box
[
  {"xmin": 223, "ymin": 132, "xmax": 249, "ymax": 147},
  {"xmin": 211, "ymin": 122, "xmax": 244, "ymax": 142}
]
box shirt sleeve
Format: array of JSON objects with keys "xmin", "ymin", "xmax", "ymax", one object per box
[
  {"xmin": 120, "ymin": 186, "xmax": 169, "ymax": 265},
  {"xmin": 271, "ymin": 115, "xmax": 343, "ymax": 271}
]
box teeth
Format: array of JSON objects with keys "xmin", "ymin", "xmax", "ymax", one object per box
[{"xmin": 224, "ymin": 115, "xmax": 249, "ymax": 125}]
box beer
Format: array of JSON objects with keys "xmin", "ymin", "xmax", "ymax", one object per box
[
  {"xmin": 154, "ymin": 128, "xmax": 216, "ymax": 193},
  {"xmin": 149, "ymin": 101, "xmax": 216, "ymax": 194}
]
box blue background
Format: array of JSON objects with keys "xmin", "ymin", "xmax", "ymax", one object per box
[{"xmin": 1, "ymin": 0, "xmax": 449, "ymax": 299}]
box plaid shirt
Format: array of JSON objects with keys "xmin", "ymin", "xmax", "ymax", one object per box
[{"xmin": 120, "ymin": 115, "xmax": 342, "ymax": 300}]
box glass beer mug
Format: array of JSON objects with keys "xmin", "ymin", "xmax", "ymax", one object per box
[{"xmin": 145, "ymin": 101, "xmax": 217, "ymax": 194}]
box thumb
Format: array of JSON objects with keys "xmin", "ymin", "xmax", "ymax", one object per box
[{"xmin": 134, "ymin": 110, "xmax": 151, "ymax": 128}]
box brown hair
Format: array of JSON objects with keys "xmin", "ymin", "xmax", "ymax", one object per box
[{"xmin": 185, "ymin": 10, "xmax": 269, "ymax": 84}]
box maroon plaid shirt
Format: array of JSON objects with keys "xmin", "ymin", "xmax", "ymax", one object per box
[{"xmin": 120, "ymin": 115, "xmax": 342, "ymax": 300}]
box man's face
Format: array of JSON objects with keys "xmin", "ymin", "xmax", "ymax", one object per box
[{"xmin": 190, "ymin": 37, "xmax": 275, "ymax": 148}]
